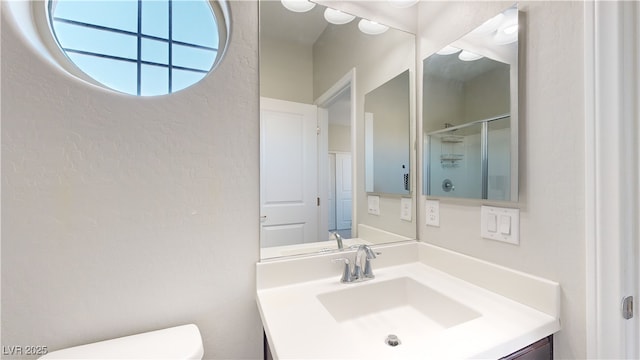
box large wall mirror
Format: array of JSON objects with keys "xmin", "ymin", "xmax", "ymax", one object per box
[
  {"xmin": 423, "ymin": 5, "xmax": 519, "ymax": 201},
  {"xmin": 260, "ymin": 0, "xmax": 416, "ymax": 259}
]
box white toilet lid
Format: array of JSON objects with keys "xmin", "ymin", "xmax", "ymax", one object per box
[{"xmin": 39, "ymin": 324, "xmax": 204, "ymax": 359}]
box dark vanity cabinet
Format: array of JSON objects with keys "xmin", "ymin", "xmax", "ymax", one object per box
[
  {"xmin": 263, "ymin": 332, "xmax": 553, "ymax": 360},
  {"xmin": 501, "ymin": 336, "xmax": 553, "ymax": 360}
]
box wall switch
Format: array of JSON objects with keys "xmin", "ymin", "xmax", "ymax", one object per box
[
  {"xmin": 368, "ymin": 195, "xmax": 380, "ymax": 215},
  {"xmin": 425, "ymin": 200, "xmax": 440, "ymax": 227},
  {"xmin": 481, "ymin": 206, "xmax": 519, "ymax": 244},
  {"xmin": 488, "ymin": 213, "xmax": 497, "ymax": 232},
  {"xmin": 400, "ymin": 198, "xmax": 412, "ymax": 221},
  {"xmin": 499, "ymin": 215, "xmax": 511, "ymax": 235}
]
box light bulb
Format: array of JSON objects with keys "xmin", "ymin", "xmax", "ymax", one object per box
[
  {"xmin": 503, "ymin": 24, "xmax": 518, "ymax": 35},
  {"xmin": 388, "ymin": 0, "xmax": 418, "ymax": 8},
  {"xmin": 436, "ymin": 45, "xmax": 461, "ymax": 56},
  {"xmin": 358, "ymin": 19, "xmax": 389, "ymax": 35},
  {"xmin": 324, "ymin": 8, "xmax": 355, "ymax": 25},
  {"xmin": 494, "ymin": 7, "xmax": 518, "ymax": 44},
  {"xmin": 281, "ymin": 0, "xmax": 316, "ymax": 13},
  {"xmin": 458, "ymin": 50, "xmax": 483, "ymax": 61}
]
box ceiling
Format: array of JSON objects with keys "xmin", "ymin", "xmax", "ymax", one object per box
[
  {"xmin": 424, "ymin": 54, "xmax": 509, "ymax": 83},
  {"xmin": 260, "ymin": 1, "xmax": 328, "ymax": 46}
]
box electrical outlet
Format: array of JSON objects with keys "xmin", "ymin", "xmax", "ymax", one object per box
[
  {"xmin": 368, "ymin": 195, "xmax": 380, "ymax": 215},
  {"xmin": 425, "ymin": 200, "xmax": 440, "ymax": 227},
  {"xmin": 400, "ymin": 198, "xmax": 412, "ymax": 221}
]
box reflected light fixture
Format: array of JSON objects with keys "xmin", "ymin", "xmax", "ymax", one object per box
[
  {"xmin": 358, "ymin": 19, "xmax": 389, "ymax": 35},
  {"xmin": 388, "ymin": 0, "xmax": 419, "ymax": 8},
  {"xmin": 458, "ymin": 50, "xmax": 483, "ymax": 61},
  {"xmin": 436, "ymin": 45, "xmax": 461, "ymax": 55},
  {"xmin": 281, "ymin": 0, "xmax": 316, "ymax": 13},
  {"xmin": 324, "ymin": 8, "xmax": 356, "ymax": 25},
  {"xmin": 494, "ymin": 8, "xmax": 518, "ymax": 44},
  {"xmin": 503, "ymin": 24, "xmax": 518, "ymax": 35}
]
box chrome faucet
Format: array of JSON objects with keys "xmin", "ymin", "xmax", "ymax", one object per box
[
  {"xmin": 354, "ymin": 245, "xmax": 378, "ymax": 279},
  {"xmin": 332, "ymin": 245, "xmax": 380, "ymax": 283},
  {"xmin": 331, "ymin": 232, "xmax": 344, "ymax": 250}
]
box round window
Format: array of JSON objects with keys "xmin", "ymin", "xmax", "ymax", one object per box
[{"xmin": 48, "ymin": 0, "xmax": 225, "ymax": 96}]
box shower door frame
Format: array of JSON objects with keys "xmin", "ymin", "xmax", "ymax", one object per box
[{"xmin": 584, "ymin": 1, "xmax": 639, "ymax": 358}]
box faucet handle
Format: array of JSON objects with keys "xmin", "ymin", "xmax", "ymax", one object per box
[
  {"xmin": 363, "ymin": 248, "xmax": 381, "ymax": 278},
  {"xmin": 365, "ymin": 246, "xmax": 379, "ymax": 259},
  {"xmin": 332, "ymin": 258, "xmax": 353, "ymax": 283}
]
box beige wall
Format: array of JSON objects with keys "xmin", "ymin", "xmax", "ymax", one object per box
[
  {"xmin": 423, "ymin": 63, "xmax": 509, "ymax": 131},
  {"xmin": 423, "ymin": 73, "xmax": 464, "ymax": 133},
  {"xmin": 1, "ymin": 2, "xmax": 262, "ymax": 359},
  {"xmin": 418, "ymin": 2, "xmax": 585, "ymax": 358},
  {"xmin": 328, "ymin": 124, "xmax": 351, "ymax": 153},
  {"xmin": 260, "ymin": 35, "xmax": 314, "ymax": 104},
  {"xmin": 462, "ymin": 66, "xmax": 510, "ymax": 123}
]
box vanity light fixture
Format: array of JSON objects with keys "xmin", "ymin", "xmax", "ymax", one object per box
[
  {"xmin": 494, "ymin": 23, "xmax": 518, "ymax": 44},
  {"xmin": 458, "ymin": 50, "xmax": 483, "ymax": 61},
  {"xmin": 503, "ymin": 24, "xmax": 518, "ymax": 35},
  {"xmin": 436, "ymin": 45, "xmax": 461, "ymax": 55},
  {"xmin": 388, "ymin": 0, "xmax": 419, "ymax": 8},
  {"xmin": 324, "ymin": 8, "xmax": 356, "ymax": 25},
  {"xmin": 358, "ymin": 19, "xmax": 389, "ymax": 35},
  {"xmin": 494, "ymin": 8, "xmax": 518, "ymax": 44},
  {"xmin": 281, "ymin": 0, "xmax": 316, "ymax": 13}
]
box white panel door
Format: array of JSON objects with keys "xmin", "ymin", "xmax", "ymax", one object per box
[
  {"xmin": 335, "ymin": 153, "xmax": 352, "ymax": 231},
  {"xmin": 328, "ymin": 153, "xmax": 337, "ymax": 231},
  {"xmin": 260, "ymin": 97, "xmax": 318, "ymax": 247}
]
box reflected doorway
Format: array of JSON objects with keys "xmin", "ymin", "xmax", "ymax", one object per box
[
  {"xmin": 317, "ymin": 73, "xmax": 354, "ymax": 241},
  {"xmin": 328, "ymin": 152, "xmax": 352, "ymax": 238}
]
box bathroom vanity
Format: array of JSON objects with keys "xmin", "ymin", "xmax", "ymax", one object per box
[
  {"xmin": 256, "ymin": 242, "xmax": 560, "ymax": 359},
  {"xmin": 257, "ymin": 2, "xmax": 561, "ymax": 358}
]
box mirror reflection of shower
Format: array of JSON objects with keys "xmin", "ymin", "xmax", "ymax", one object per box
[{"xmin": 422, "ymin": 4, "xmax": 519, "ymax": 201}]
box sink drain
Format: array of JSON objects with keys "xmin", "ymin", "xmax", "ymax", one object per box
[{"xmin": 385, "ymin": 334, "xmax": 400, "ymax": 347}]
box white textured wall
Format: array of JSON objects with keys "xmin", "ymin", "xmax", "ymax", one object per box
[
  {"xmin": 418, "ymin": 1, "xmax": 585, "ymax": 358},
  {"xmin": 1, "ymin": 2, "xmax": 262, "ymax": 359}
]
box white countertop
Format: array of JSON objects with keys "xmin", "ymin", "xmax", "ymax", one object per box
[
  {"xmin": 260, "ymin": 238, "xmax": 371, "ymax": 259},
  {"xmin": 256, "ymin": 242, "xmax": 560, "ymax": 359}
]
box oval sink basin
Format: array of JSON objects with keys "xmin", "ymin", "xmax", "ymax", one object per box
[{"xmin": 317, "ymin": 277, "xmax": 481, "ymax": 337}]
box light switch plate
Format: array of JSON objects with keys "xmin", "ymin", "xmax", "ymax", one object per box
[
  {"xmin": 425, "ymin": 200, "xmax": 440, "ymax": 227},
  {"xmin": 481, "ymin": 206, "xmax": 519, "ymax": 244},
  {"xmin": 367, "ymin": 195, "xmax": 380, "ymax": 215},
  {"xmin": 400, "ymin": 198, "xmax": 412, "ymax": 221}
]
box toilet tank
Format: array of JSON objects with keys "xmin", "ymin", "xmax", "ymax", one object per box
[{"xmin": 40, "ymin": 324, "xmax": 204, "ymax": 359}]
